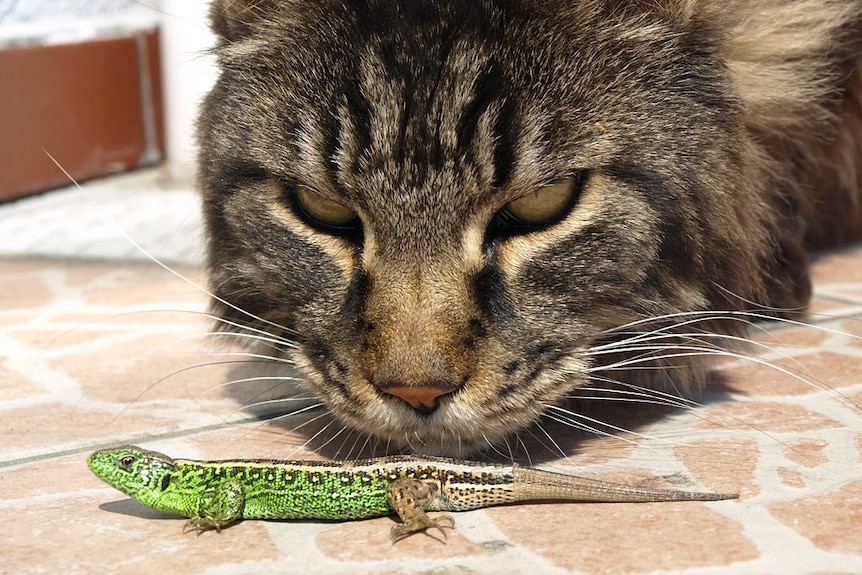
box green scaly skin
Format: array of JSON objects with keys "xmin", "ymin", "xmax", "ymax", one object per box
[{"xmin": 87, "ymin": 445, "xmax": 738, "ymax": 540}]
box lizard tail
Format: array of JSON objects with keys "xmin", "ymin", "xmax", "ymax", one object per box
[{"xmin": 512, "ymin": 467, "xmax": 739, "ymax": 503}]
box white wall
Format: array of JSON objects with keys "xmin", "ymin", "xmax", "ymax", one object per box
[
  {"xmin": 159, "ymin": 0, "xmax": 216, "ymax": 184},
  {"xmin": 0, "ymin": 0, "xmax": 157, "ymax": 46}
]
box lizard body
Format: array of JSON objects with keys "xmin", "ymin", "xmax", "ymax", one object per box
[{"xmin": 87, "ymin": 445, "xmax": 738, "ymax": 540}]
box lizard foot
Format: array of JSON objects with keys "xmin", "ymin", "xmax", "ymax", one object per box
[
  {"xmin": 387, "ymin": 477, "xmax": 455, "ymax": 542},
  {"xmin": 390, "ymin": 513, "xmax": 455, "ymax": 542},
  {"xmin": 183, "ymin": 517, "xmax": 234, "ymax": 535},
  {"xmin": 182, "ymin": 479, "xmax": 245, "ymax": 535}
]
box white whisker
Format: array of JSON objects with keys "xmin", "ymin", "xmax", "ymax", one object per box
[
  {"xmin": 525, "ymin": 423, "xmax": 568, "ymax": 460},
  {"xmin": 543, "ymin": 404, "xmax": 678, "ymax": 452},
  {"xmin": 43, "ymin": 149, "xmax": 301, "ymax": 337}
]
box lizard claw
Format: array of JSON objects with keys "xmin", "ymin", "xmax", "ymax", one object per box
[
  {"xmin": 183, "ymin": 516, "xmax": 236, "ymax": 535},
  {"xmin": 390, "ymin": 513, "xmax": 455, "ymax": 542},
  {"xmin": 183, "ymin": 518, "xmax": 220, "ymax": 535}
]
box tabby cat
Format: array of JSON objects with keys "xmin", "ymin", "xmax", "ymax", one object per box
[{"xmin": 197, "ymin": 0, "xmax": 862, "ymax": 455}]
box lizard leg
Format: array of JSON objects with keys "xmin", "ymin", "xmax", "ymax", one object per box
[
  {"xmin": 183, "ymin": 479, "xmax": 245, "ymax": 534},
  {"xmin": 386, "ymin": 478, "xmax": 455, "ymax": 542}
]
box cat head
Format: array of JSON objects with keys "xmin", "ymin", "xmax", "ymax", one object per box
[{"xmin": 198, "ymin": 0, "xmax": 803, "ymax": 454}]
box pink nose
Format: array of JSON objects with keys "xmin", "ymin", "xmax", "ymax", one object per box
[{"xmin": 383, "ymin": 386, "xmax": 451, "ymax": 414}]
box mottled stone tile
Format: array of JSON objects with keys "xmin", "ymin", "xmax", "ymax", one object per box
[
  {"xmin": 777, "ymin": 467, "xmax": 808, "ymax": 488},
  {"xmin": 811, "ymin": 249, "xmax": 862, "ymax": 284},
  {"xmin": 769, "ymin": 481, "xmax": 862, "ymax": 554},
  {"xmin": 699, "ymin": 402, "xmax": 843, "ymax": 433},
  {"xmin": 721, "ymin": 351, "xmax": 862, "ymax": 397},
  {"xmin": 674, "ymin": 439, "xmax": 759, "ymax": 497},
  {"xmin": 315, "ymin": 517, "xmax": 484, "ymax": 561},
  {"xmin": 1, "ymin": 403, "xmax": 180, "ymax": 457},
  {"xmin": 488, "ymin": 501, "xmax": 756, "ymax": 575},
  {"xmin": 1, "ymin": 495, "xmax": 284, "ymax": 575},
  {"xmin": 783, "ymin": 438, "xmax": 830, "ymax": 468}
]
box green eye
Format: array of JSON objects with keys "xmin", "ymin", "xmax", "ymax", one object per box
[
  {"xmin": 293, "ymin": 185, "xmax": 358, "ymax": 228},
  {"xmin": 500, "ymin": 174, "xmax": 586, "ymax": 226}
]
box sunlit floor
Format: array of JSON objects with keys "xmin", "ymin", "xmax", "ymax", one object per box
[{"xmin": 2, "ymin": 170, "xmax": 861, "ymax": 574}]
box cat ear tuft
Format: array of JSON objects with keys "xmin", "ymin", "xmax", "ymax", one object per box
[{"xmin": 209, "ymin": 0, "xmax": 280, "ymax": 42}]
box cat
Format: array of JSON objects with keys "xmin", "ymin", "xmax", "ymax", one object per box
[{"xmin": 196, "ymin": 0, "xmax": 862, "ymax": 456}]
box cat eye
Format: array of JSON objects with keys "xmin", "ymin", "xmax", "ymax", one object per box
[
  {"xmin": 290, "ymin": 184, "xmax": 360, "ymax": 231},
  {"xmin": 497, "ymin": 173, "xmax": 587, "ymax": 228}
]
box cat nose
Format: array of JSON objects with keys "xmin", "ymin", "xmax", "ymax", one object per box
[{"xmin": 381, "ymin": 385, "xmax": 453, "ymax": 415}]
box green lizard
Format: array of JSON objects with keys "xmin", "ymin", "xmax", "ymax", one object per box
[{"xmin": 88, "ymin": 445, "xmax": 739, "ymax": 541}]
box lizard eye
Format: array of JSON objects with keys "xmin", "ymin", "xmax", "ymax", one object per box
[{"xmin": 120, "ymin": 456, "xmax": 136, "ymax": 468}]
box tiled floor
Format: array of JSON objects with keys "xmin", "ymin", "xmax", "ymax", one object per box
[{"xmin": 1, "ymin": 170, "xmax": 861, "ymax": 575}]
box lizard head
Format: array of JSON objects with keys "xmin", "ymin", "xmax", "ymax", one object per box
[{"xmin": 88, "ymin": 445, "xmax": 177, "ymax": 506}]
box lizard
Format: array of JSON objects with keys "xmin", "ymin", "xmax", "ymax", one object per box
[{"xmin": 87, "ymin": 445, "xmax": 739, "ymax": 541}]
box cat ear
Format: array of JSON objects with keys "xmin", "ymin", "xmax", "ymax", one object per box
[{"xmin": 209, "ymin": 0, "xmax": 280, "ymax": 42}]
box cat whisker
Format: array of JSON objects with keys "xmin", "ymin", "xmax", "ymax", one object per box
[
  {"xmin": 588, "ymin": 349, "xmax": 728, "ymax": 372},
  {"xmin": 44, "ymin": 150, "xmax": 303, "ymax": 339},
  {"xmin": 605, "ymin": 308, "xmax": 862, "ymax": 344},
  {"xmin": 588, "ymin": 329, "xmax": 747, "ymax": 354},
  {"xmin": 588, "ymin": 345, "xmax": 861, "ymax": 412},
  {"xmin": 283, "ymin": 417, "xmax": 343, "ymax": 458},
  {"xmin": 523, "ymin": 423, "xmax": 567, "ymax": 461},
  {"xmin": 342, "ymin": 429, "xmax": 374, "ymax": 460},
  {"xmin": 482, "ymin": 433, "xmax": 515, "ymax": 460},
  {"xmin": 201, "ymin": 374, "xmax": 303, "ymax": 394},
  {"xmin": 327, "ymin": 426, "xmax": 361, "ymax": 460},
  {"xmin": 569, "ymin": 379, "xmax": 842, "ymax": 465},
  {"xmin": 204, "ymin": 327, "xmax": 299, "ymax": 352},
  {"xmin": 710, "ymin": 283, "xmax": 808, "ymax": 314},
  {"xmin": 192, "ymin": 349, "xmax": 297, "ymax": 366},
  {"xmin": 568, "ymin": 384, "xmax": 695, "ymax": 410},
  {"xmin": 514, "ymin": 433, "xmax": 535, "ymax": 466},
  {"xmin": 542, "ymin": 403, "xmax": 687, "ymax": 454},
  {"xmin": 235, "ymin": 397, "xmax": 324, "ymax": 420},
  {"xmin": 590, "ymin": 310, "xmax": 759, "ymax": 340}
]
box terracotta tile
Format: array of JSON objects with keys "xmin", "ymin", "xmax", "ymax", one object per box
[
  {"xmin": 721, "ymin": 351, "xmax": 862, "ymax": 397},
  {"xmin": 2, "ymin": 403, "xmax": 179, "ymax": 457},
  {"xmin": 769, "ymin": 481, "xmax": 862, "ymax": 554},
  {"xmin": 783, "ymin": 438, "xmax": 830, "ymax": 468},
  {"xmin": 45, "ymin": 333, "xmax": 240, "ymax": 406},
  {"xmin": 77, "ymin": 270, "xmax": 207, "ymax": 308},
  {"xmin": 0, "ymin": 362, "xmax": 44, "ymax": 402},
  {"xmin": 748, "ymin": 323, "xmax": 832, "ymax": 349},
  {"xmin": 699, "ymin": 402, "xmax": 843, "ymax": 433},
  {"xmin": 839, "ymin": 319, "xmax": 862, "ymax": 346},
  {"xmin": 171, "ymin": 424, "xmax": 334, "ymax": 462},
  {"xmin": 0, "ymin": 260, "xmax": 54, "ymax": 275},
  {"xmin": 0, "ymin": 272, "xmax": 56, "ymax": 309},
  {"xmin": 3, "ymin": 454, "xmax": 96, "ymax": 498},
  {"xmin": 315, "ymin": 517, "xmax": 484, "ymax": 561},
  {"xmin": 807, "ymin": 295, "xmax": 862, "ymax": 317},
  {"xmin": 778, "ymin": 467, "xmax": 808, "ymax": 488},
  {"xmin": 1, "ymin": 496, "xmax": 284, "ymax": 574},
  {"xmin": 674, "ymin": 439, "xmax": 759, "ymax": 497},
  {"xmin": 488, "ymin": 501, "xmax": 756, "ymax": 574},
  {"xmin": 3, "ymin": 251, "xmax": 862, "ymax": 573},
  {"xmin": 810, "ymin": 250, "xmax": 862, "ymax": 284}
]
